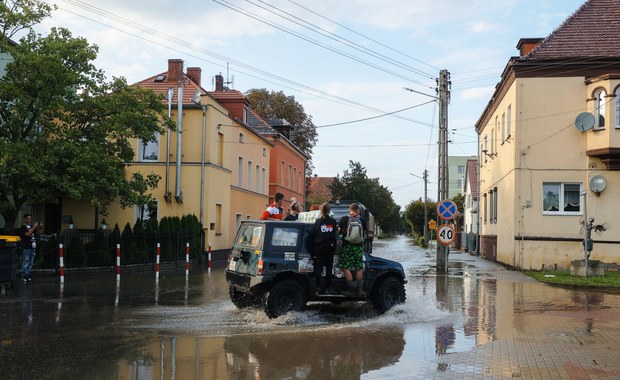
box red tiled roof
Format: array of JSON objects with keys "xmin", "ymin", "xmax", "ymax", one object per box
[
  {"xmin": 465, "ymin": 159, "xmax": 478, "ymax": 197},
  {"xmin": 527, "ymin": 0, "xmax": 620, "ymax": 60},
  {"xmin": 134, "ymin": 72, "xmax": 203, "ymax": 105},
  {"xmin": 207, "ymin": 90, "xmax": 246, "ymax": 100}
]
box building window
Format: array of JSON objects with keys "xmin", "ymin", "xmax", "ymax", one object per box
[
  {"xmin": 501, "ymin": 113, "xmax": 506, "ymax": 143},
  {"xmin": 289, "ymin": 164, "xmax": 293, "ymax": 188},
  {"xmin": 507, "ymin": 105, "xmax": 512, "ymax": 138},
  {"xmin": 247, "ymin": 161, "xmax": 253, "ymax": 191},
  {"xmin": 594, "ymin": 89, "xmax": 606, "ymax": 130},
  {"xmin": 235, "ymin": 213, "xmax": 242, "ymax": 233},
  {"xmin": 483, "ymin": 193, "xmax": 487, "ymax": 224},
  {"xmin": 492, "ymin": 187, "xmax": 498, "ymax": 224},
  {"xmin": 262, "ymin": 147, "xmax": 267, "ymax": 157},
  {"xmin": 457, "ymin": 165, "xmax": 465, "ymax": 174},
  {"xmin": 243, "ymin": 107, "xmax": 248, "ymax": 124},
  {"xmin": 217, "ymin": 132, "xmax": 224, "ymax": 166},
  {"xmin": 457, "ymin": 178, "xmax": 463, "ymax": 189},
  {"xmin": 281, "ymin": 161, "xmax": 285, "ymax": 185},
  {"xmin": 136, "ymin": 200, "xmax": 157, "ymax": 222},
  {"xmin": 543, "ymin": 182, "xmax": 582, "ymax": 214},
  {"xmin": 238, "ymin": 156, "xmax": 243, "ymax": 188},
  {"xmin": 239, "ymin": 132, "xmax": 244, "ymax": 143},
  {"xmin": 262, "ymin": 168, "xmax": 266, "ymax": 194},
  {"xmin": 255, "ymin": 165, "xmax": 260, "ymax": 193},
  {"xmin": 138, "ymin": 132, "xmax": 160, "ymax": 161},
  {"xmin": 216, "ymin": 204, "xmax": 222, "ymax": 235}
]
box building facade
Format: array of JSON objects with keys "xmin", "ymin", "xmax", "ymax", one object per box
[{"xmin": 475, "ymin": 0, "xmax": 620, "ymax": 269}]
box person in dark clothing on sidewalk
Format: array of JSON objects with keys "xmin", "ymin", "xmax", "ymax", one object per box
[
  {"xmin": 307, "ymin": 203, "xmax": 338, "ymax": 295},
  {"xmin": 19, "ymin": 214, "xmax": 41, "ymax": 283}
]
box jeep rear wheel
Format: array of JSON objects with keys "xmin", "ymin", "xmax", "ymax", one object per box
[
  {"xmin": 371, "ymin": 277, "xmax": 406, "ymax": 314},
  {"xmin": 265, "ymin": 280, "xmax": 307, "ymax": 318},
  {"xmin": 229, "ymin": 286, "xmax": 263, "ymax": 309}
]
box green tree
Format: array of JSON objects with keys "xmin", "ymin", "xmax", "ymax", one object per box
[
  {"xmin": 403, "ymin": 198, "xmax": 437, "ymax": 237},
  {"xmin": 0, "ymin": 16, "xmax": 171, "ymax": 229},
  {"xmin": 0, "ymin": 0, "xmax": 54, "ymax": 44},
  {"xmin": 245, "ymin": 88, "xmax": 317, "ymax": 166},
  {"xmin": 329, "ymin": 161, "xmax": 402, "ymax": 233}
]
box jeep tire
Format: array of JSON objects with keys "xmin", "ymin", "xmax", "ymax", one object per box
[
  {"xmin": 265, "ymin": 280, "xmax": 307, "ymax": 318},
  {"xmin": 371, "ymin": 277, "xmax": 406, "ymax": 314}
]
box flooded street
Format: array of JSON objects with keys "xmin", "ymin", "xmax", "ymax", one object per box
[{"xmin": 2, "ymin": 235, "xmax": 620, "ymax": 379}]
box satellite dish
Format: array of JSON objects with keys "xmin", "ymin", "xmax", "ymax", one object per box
[
  {"xmin": 575, "ymin": 112, "xmax": 595, "ymax": 132},
  {"xmin": 589, "ymin": 175, "xmax": 607, "ymax": 194}
]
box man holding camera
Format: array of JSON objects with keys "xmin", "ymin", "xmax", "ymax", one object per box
[{"xmin": 19, "ymin": 214, "xmax": 41, "ymax": 283}]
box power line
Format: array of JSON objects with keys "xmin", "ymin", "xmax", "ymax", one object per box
[
  {"xmin": 287, "ymin": 0, "xmax": 440, "ymax": 74},
  {"xmin": 212, "ymin": 0, "xmax": 432, "ymax": 87},
  {"xmin": 315, "ymin": 100, "xmax": 435, "ymax": 128},
  {"xmin": 249, "ymin": 0, "xmax": 435, "ymax": 80},
  {"xmin": 56, "ymin": 0, "xmax": 436, "ymax": 128}
]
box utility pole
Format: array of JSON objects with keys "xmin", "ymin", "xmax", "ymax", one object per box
[{"xmin": 437, "ymin": 69, "xmax": 451, "ymax": 273}]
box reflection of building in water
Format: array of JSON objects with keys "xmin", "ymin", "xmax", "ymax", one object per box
[{"xmin": 115, "ymin": 335, "xmax": 228, "ymax": 379}]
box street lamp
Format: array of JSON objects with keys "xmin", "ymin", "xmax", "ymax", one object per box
[{"xmin": 410, "ymin": 171, "xmax": 429, "ymax": 242}]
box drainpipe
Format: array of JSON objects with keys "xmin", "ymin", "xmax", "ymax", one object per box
[
  {"xmin": 200, "ymin": 105, "xmax": 207, "ymax": 226},
  {"xmin": 165, "ymin": 88, "xmax": 173, "ymax": 202},
  {"xmin": 175, "ymin": 87, "xmax": 184, "ymax": 202}
]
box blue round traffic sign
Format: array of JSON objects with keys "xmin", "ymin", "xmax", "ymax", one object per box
[{"xmin": 437, "ymin": 199, "xmax": 458, "ymax": 220}]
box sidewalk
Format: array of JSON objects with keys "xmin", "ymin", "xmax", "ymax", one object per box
[{"xmin": 417, "ymin": 248, "xmax": 620, "ymax": 379}]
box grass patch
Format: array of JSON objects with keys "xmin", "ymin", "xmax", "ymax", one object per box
[{"xmin": 525, "ymin": 270, "xmax": 620, "ymax": 288}]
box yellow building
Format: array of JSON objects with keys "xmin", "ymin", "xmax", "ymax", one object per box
[
  {"xmin": 475, "ymin": 0, "xmax": 620, "ymax": 270},
  {"xmin": 66, "ymin": 59, "xmax": 272, "ymax": 254}
]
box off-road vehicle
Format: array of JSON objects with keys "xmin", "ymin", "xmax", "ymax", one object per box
[{"xmin": 226, "ymin": 220, "xmax": 406, "ymax": 318}]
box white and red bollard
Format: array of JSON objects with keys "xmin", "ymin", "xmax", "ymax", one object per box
[
  {"xmin": 58, "ymin": 243, "xmax": 65, "ymax": 285},
  {"xmin": 208, "ymin": 242, "xmax": 212, "ymax": 273},
  {"xmin": 155, "ymin": 242, "xmax": 161, "ymax": 280},
  {"xmin": 115, "ymin": 244, "xmax": 121, "ymax": 279},
  {"xmin": 185, "ymin": 242, "xmax": 190, "ymax": 276}
]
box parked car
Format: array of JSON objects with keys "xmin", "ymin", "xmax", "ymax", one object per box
[{"xmin": 225, "ymin": 220, "xmax": 406, "ymax": 318}]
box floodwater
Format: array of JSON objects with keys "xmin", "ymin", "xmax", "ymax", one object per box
[{"xmin": 2, "ymin": 235, "xmax": 620, "ymax": 379}]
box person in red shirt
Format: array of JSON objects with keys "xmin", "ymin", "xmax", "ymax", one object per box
[{"xmin": 261, "ymin": 192, "xmax": 284, "ymax": 220}]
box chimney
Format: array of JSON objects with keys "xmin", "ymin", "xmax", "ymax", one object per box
[
  {"xmin": 186, "ymin": 67, "xmax": 201, "ymax": 87},
  {"xmin": 167, "ymin": 59, "xmax": 183, "ymax": 84},
  {"xmin": 516, "ymin": 38, "xmax": 544, "ymax": 57},
  {"xmin": 215, "ymin": 74, "xmax": 224, "ymax": 91}
]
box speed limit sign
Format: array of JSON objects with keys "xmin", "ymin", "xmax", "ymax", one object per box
[{"xmin": 437, "ymin": 224, "xmax": 455, "ymax": 245}]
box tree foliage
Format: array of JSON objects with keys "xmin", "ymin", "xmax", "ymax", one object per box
[
  {"xmin": 245, "ymin": 88, "xmax": 317, "ymax": 166},
  {"xmin": 403, "ymin": 198, "xmax": 437, "ymax": 237},
  {"xmin": 329, "ymin": 161, "xmax": 402, "ymax": 233},
  {"xmin": 0, "ymin": 17, "xmax": 171, "ymax": 228},
  {"xmin": 0, "ymin": 0, "xmax": 54, "ymax": 44}
]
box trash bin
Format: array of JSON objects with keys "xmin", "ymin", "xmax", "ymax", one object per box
[{"xmin": 0, "ymin": 235, "xmax": 20, "ymax": 285}]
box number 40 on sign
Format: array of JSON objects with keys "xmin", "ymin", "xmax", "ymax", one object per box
[{"xmin": 437, "ymin": 224, "xmax": 455, "ymax": 245}]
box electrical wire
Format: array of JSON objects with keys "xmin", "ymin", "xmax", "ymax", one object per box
[{"xmin": 315, "ymin": 100, "xmax": 436, "ymax": 128}]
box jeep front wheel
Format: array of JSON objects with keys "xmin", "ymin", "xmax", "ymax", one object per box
[
  {"xmin": 265, "ymin": 280, "xmax": 307, "ymax": 318},
  {"xmin": 371, "ymin": 277, "xmax": 406, "ymax": 314}
]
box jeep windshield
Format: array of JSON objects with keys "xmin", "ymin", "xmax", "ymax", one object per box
[{"xmin": 235, "ymin": 223, "xmax": 264, "ymax": 248}]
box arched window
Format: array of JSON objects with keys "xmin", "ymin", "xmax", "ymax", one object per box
[{"xmin": 594, "ymin": 89, "xmax": 606, "ymax": 130}]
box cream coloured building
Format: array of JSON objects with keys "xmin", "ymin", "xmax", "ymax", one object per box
[{"xmin": 475, "ymin": 0, "xmax": 620, "ymax": 270}]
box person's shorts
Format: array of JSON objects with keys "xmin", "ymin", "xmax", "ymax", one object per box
[{"xmin": 339, "ymin": 243, "xmax": 363, "ymax": 270}]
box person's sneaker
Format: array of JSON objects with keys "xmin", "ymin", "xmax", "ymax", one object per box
[
  {"xmin": 23, "ymin": 278, "xmax": 28, "ymax": 284},
  {"xmin": 26, "ymin": 277, "xmax": 32, "ymax": 283}
]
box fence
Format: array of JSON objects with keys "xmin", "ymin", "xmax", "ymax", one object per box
[{"xmin": 32, "ymin": 229, "xmax": 201, "ymax": 270}]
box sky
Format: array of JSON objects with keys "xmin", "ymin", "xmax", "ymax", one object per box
[{"xmin": 33, "ymin": 0, "xmax": 586, "ymax": 208}]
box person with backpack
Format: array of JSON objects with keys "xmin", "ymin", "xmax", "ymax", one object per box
[
  {"xmin": 306, "ymin": 203, "xmax": 338, "ymax": 295},
  {"xmin": 338, "ymin": 203, "xmax": 367, "ymax": 297}
]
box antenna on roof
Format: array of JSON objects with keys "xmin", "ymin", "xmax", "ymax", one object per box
[{"xmin": 225, "ymin": 62, "xmax": 234, "ymax": 89}]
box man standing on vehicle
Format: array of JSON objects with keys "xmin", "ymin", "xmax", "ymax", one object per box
[
  {"xmin": 261, "ymin": 192, "xmax": 285, "ymax": 220},
  {"xmin": 338, "ymin": 203, "xmax": 367, "ymax": 297}
]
